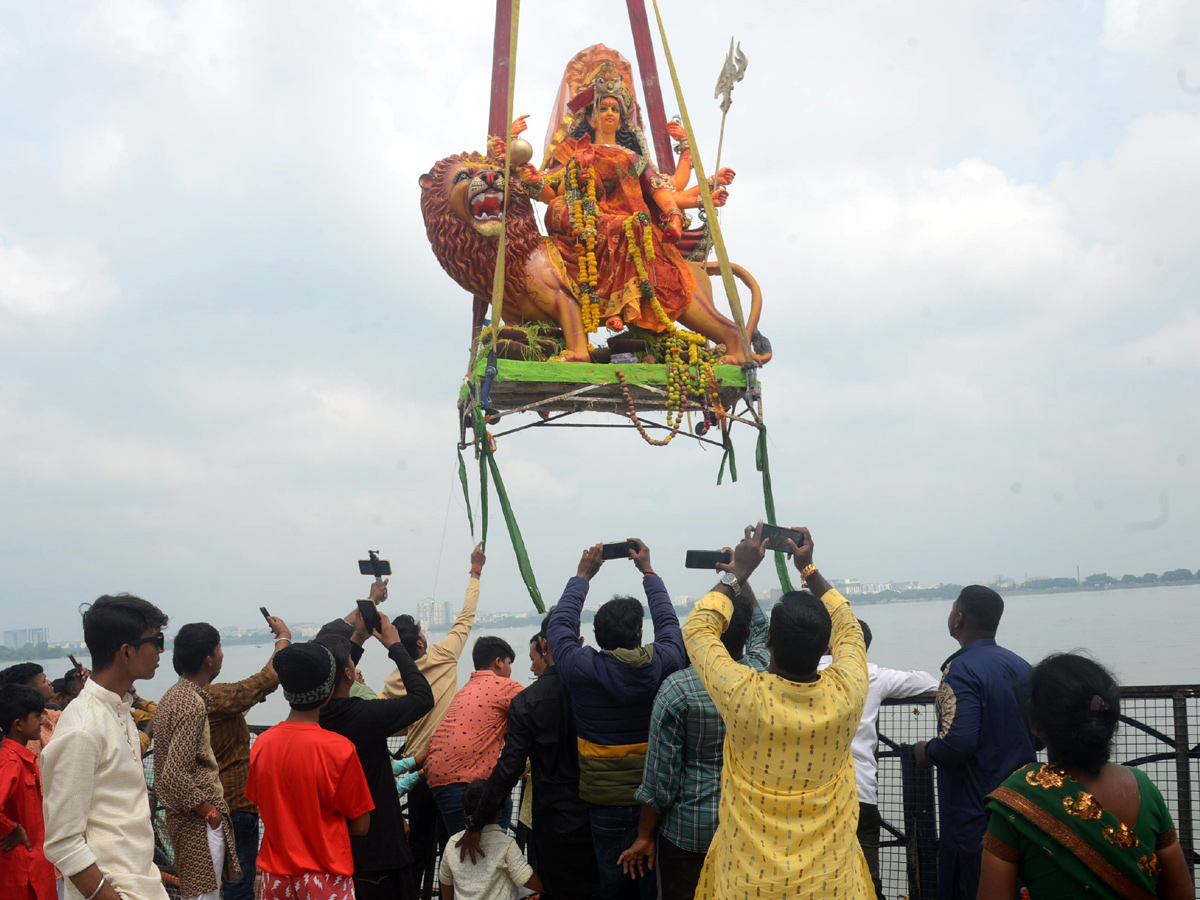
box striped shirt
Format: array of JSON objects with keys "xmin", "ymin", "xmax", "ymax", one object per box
[{"xmin": 634, "ymin": 599, "xmax": 768, "ymax": 853}]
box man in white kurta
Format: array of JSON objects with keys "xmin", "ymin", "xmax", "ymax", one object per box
[{"xmin": 42, "ymin": 595, "xmax": 170, "ymax": 900}]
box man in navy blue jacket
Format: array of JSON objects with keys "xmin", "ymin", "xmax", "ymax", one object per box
[
  {"xmin": 547, "ymin": 539, "xmax": 686, "ymax": 900},
  {"xmin": 915, "ymin": 585, "xmax": 1036, "ymax": 900}
]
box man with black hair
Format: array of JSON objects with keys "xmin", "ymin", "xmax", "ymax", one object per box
[
  {"xmin": 528, "ymin": 633, "xmax": 547, "ymax": 678},
  {"xmin": 153, "ymin": 624, "xmax": 240, "ymax": 900},
  {"xmin": 618, "ymin": 582, "xmax": 769, "ymax": 900},
  {"xmin": 546, "ymin": 539, "xmax": 686, "ymax": 900},
  {"xmin": 316, "ymin": 610, "xmax": 434, "ymax": 900},
  {"xmin": 0, "ymin": 663, "xmax": 60, "ymax": 757},
  {"xmin": 457, "ymin": 607, "xmax": 600, "ymax": 900},
  {"xmin": 682, "ymin": 523, "xmax": 872, "ymax": 900},
  {"xmin": 0, "ymin": 683, "xmax": 56, "ymax": 900},
  {"xmin": 42, "ymin": 593, "xmax": 171, "ymax": 900},
  {"xmin": 381, "ymin": 544, "xmax": 485, "ymax": 893},
  {"xmin": 247, "ymin": 642, "xmax": 373, "ymax": 900},
  {"xmin": 914, "ymin": 585, "xmax": 1035, "ymax": 900},
  {"xmin": 818, "ymin": 620, "xmax": 938, "ymax": 899},
  {"xmin": 202, "ymin": 614, "xmax": 290, "ymax": 900},
  {"xmin": 423, "ymin": 635, "xmax": 522, "ymax": 840}
]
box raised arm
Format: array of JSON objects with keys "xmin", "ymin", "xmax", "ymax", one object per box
[
  {"xmin": 547, "ymin": 545, "xmax": 603, "ymax": 678},
  {"xmin": 353, "ymin": 616, "xmax": 434, "ymax": 735},
  {"xmin": 436, "ymin": 544, "xmax": 484, "ymax": 660},
  {"xmin": 629, "ymin": 539, "xmax": 685, "ymax": 672},
  {"xmin": 785, "ymin": 528, "xmax": 868, "ymax": 708}
]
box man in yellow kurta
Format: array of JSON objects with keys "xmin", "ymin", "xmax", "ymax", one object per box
[{"xmin": 683, "ymin": 523, "xmax": 872, "ymax": 900}]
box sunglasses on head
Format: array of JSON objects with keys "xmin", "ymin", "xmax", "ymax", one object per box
[{"xmin": 127, "ymin": 632, "xmax": 165, "ymax": 651}]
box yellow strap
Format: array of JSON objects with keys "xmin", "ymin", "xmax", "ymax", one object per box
[
  {"xmin": 577, "ymin": 736, "xmax": 650, "ymax": 758},
  {"xmin": 649, "ymin": 0, "xmax": 754, "ymax": 365},
  {"xmin": 487, "ymin": 0, "xmax": 521, "ymax": 347}
]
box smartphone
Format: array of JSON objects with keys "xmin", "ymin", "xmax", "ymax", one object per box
[
  {"xmin": 359, "ymin": 550, "xmax": 392, "ymax": 578},
  {"xmin": 685, "ymin": 549, "xmax": 732, "ymax": 569},
  {"xmin": 760, "ymin": 523, "xmax": 805, "ymax": 554},
  {"xmin": 357, "ymin": 599, "xmax": 383, "ymax": 635},
  {"xmin": 601, "ymin": 540, "xmax": 637, "ymax": 560},
  {"xmin": 68, "ymin": 654, "xmax": 82, "ymax": 672},
  {"xmin": 259, "ymin": 607, "xmax": 272, "ymax": 624}
]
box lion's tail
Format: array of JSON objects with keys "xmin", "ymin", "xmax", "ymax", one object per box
[{"xmin": 703, "ymin": 261, "xmax": 771, "ymax": 364}]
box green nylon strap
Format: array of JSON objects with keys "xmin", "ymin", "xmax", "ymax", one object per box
[
  {"xmin": 756, "ymin": 426, "xmax": 795, "ymax": 593},
  {"xmin": 717, "ymin": 434, "xmax": 738, "ymax": 485},
  {"xmin": 457, "ymin": 447, "xmax": 475, "ymax": 537},
  {"xmin": 474, "ymin": 411, "xmax": 490, "ymax": 549},
  {"xmin": 472, "ymin": 408, "xmax": 545, "ymax": 613}
]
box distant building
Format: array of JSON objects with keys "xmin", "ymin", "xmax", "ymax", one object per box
[
  {"xmin": 3, "ymin": 628, "xmax": 48, "ymax": 649},
  {"xmin": 417, "ymin": 599, "xmax": 451, "ymax": 631}
]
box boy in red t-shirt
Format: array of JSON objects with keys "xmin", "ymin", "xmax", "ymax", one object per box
[
  {"xmin": 247, "ymin": 643, "xmax": 373, "ymax": 900},
  {"xmin": 0, "ymin": 684, "xmax": 56, "ymax": 900}
]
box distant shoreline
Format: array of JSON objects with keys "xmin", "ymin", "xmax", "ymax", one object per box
[{"xmin": 864, "ymin": 578, "xmax": 1200, "ymax": 605}]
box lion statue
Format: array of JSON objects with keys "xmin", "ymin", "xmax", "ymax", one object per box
[{"xmin": 419, "ymin": 152, "xmax": 771, "ymax": 364}]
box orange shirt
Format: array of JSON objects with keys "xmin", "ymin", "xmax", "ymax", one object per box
[
  {"xmin": 422, "ymin": 671, "xmax": 522, "ymax": 788},
  {"xmin": 246, "ymin": 723, "xmax": 373, "ymax": 877}
]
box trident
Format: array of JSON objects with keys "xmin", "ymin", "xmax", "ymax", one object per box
[{"xmin": 713, "ymin": 38, "xmax": 748, "ymax": 179}]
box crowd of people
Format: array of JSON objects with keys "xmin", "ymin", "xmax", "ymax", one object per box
[{"xmin": 0, "ymin": 524, "xmax": 1194, "ymax": 900}]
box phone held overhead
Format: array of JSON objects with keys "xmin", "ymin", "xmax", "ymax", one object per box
[
  {"xmin": 684, "ymin": 549, "xmax": 732, "ymax": 569},
  {"xmin": 759, "ymin": 523, "xmax": 805, "ymax": 554},
  {"xmin": 600, "ymin": 540, "xmax": 639, "ymax": 560},
  {"xmin": 357, "ymin": 550, "xmax": 390, "ymax": 634}
]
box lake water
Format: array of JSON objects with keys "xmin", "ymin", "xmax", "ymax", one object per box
[{"xmin": 30, "ymin": 584, "xmax": 1200, "ymax": 728}]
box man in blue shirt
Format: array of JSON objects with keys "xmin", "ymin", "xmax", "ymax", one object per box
[
  {"xmin": 547, "ymin": 539, "xmax": 687, "ymax": 900},
  {"xmin": 915, "ymin": 585, "xmax": 1036, "ymax": 900}
]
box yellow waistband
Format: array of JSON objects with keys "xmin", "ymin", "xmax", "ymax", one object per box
[{"xmin": 577, "ymin": 736, "xmax": 650, "ymax": 758}]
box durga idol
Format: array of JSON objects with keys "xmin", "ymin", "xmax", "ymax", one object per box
[{"xmin": 493, "ymin": 55, "xmax": 736, "ymax": 338}]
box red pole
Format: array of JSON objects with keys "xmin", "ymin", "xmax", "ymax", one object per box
[
  {"xmin": 488, "ymin": 0, "xmax": 515, "ymax": 141},
  {"xmin": 477, "ymin": 0, "xmax": 515, "ymax": 345},
  {"xmin": 626, "ymin": 0, "xmax": 675, "ymax": 174}
]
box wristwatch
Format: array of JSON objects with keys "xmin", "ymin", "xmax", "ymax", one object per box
[{"xmin": 719, "ymin": 571, "xmax": 741, "ymax": 597}]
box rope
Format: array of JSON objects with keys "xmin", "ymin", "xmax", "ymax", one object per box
[
  {"xmin": 648, "ymin": 0, "xmax": 754, "ymax": 365},
  {"xmin": 486, "ymin": 0, "xmax": 521, "ymax": 349},
  {"xmin": 755, "ymin": 425, "xmax": 794, "ymax": 593}
]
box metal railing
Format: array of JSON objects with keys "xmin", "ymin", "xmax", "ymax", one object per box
[
  {"xmin": 876, "ymin": 686, "xmax": 1200, "ymax": 900},
  {"xmin": 145, "ymin": 688, "xmax": 1200, "ymax": 899}
]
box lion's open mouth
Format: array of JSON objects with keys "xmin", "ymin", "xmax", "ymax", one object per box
[{"xmin": 470, "ymin": 189, "xmax": 504, "ymax": 222}]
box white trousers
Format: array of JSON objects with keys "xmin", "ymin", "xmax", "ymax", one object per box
[{"xmin": 183, "ymin": 823, "xmax": 227, "ymax": 900}]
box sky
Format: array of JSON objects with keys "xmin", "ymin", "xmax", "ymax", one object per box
[{"xmin": 1, "ymin": 0, "xmax": 1199, "ymax": 638}]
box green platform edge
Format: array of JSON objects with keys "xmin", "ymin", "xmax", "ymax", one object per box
[{"xmin": 469, "ymin": 357, "xmax": 750, "ymax": 387}]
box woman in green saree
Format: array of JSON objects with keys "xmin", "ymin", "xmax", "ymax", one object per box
[{"xmin": 978, "ymin": 653, "xmax": 1192, "ymax": 899}]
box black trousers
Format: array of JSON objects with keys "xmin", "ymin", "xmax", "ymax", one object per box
[
  {"xmin": 354, "ymin": 867, "xmax": 417, "ymax": 900},
  {"xmin": 857, "ymin": 802, "xmax": 885, "ymax": 900},
  {"xmin": 533, "ymin": 816, "xmax": 602, "ymax": 900},
  {"xmin": 405, "ymin": 780, "xmax": 441, "ymax": 900},
  {"xmin": 656, "ymin": 833, "xmax": 707, "ymax": 900}
]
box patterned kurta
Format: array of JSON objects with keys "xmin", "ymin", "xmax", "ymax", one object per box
[
  {"xmin": 153, "ymin": 678, "xmax": 240, "ymax": 898},
  {"xmin": 683, "ymin": 588, "xmax": 873, "ymax": 900}
]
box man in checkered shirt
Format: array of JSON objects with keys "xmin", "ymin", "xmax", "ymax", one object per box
[{"xmin": 616, "ymin": 587, "xmax": 769, "ymax": 900}]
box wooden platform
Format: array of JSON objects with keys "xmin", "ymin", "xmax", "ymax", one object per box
[{"xmin": 467, "ymin": 357, "xmax": 749, "ymax": 416}]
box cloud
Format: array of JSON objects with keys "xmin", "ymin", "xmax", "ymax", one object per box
[
  {"xmin": 1121, "ymin": 311, "xmax": 1200, "ymax": 369},
  {"xmin": 0, "ymin": 232, "xmax": 118, "ymax": 317},
  {"xmin": 1102, "ymin": 0, "xmax": 1200, "ymax": 54}
]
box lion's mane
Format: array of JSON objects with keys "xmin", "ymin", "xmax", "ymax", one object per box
[{"xmin": 420, "ymin": 152, "xmax": 544, "ymax": 301}]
